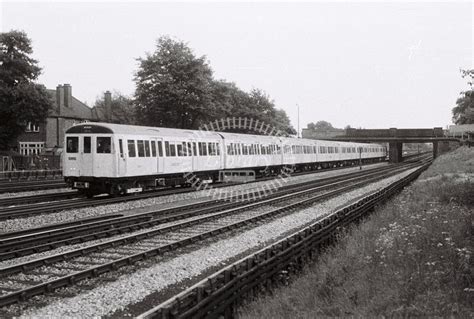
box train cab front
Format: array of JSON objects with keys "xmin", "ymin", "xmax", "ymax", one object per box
[{"xmin": 63, "ymin": 123, "xmax": 115, "ymax": 197}]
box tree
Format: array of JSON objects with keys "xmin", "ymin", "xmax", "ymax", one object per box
[
  {"xmin": 273, "ymin": 109, "xmax": 296, "ymax": 135},
  {"xmin": 452, "ymin": 69, "xmax": 474, "ymax": 124},
  {"xmin": 93, "ymin": 91, "xmax": 136, "ymax": 125},
  {"xmin": 0, "ymin": 30, "xmax": 52, "ymax": 151},
  {"xmin": 134, "ymin": 36, "xmax": 214, "ymax": 129},
  {"xmin": 208, "ymin": 82, "xmax": 295, "ymax": 135}
]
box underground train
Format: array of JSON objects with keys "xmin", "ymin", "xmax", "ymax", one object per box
[{"xmin": 63, "ymin": 122, "xmax": 387, "ymax": 197}]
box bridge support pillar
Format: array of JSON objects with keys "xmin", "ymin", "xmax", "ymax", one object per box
[
  {"xmin": 433, "ymin": 141, "xmax": 438, "ymax": 158},
  {"xmin": 389, "ymin": 142, "xmax": 403, "ymax": 163}
]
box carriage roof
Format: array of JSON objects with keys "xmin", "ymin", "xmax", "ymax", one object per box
[{"xmin": 66, "ymin": 122, "xmax": 223, "ymax": 139}]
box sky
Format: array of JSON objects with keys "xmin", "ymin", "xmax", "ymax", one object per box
[{"xmin": 1, "ymin": 1, "xmax": 472, "ymax": 132}]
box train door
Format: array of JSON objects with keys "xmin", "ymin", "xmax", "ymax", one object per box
[
  {"xmin": 117, "ymin": 138, "xmax": 127, "ymax": 176},
  {"xmin": 190, "ymin": 139, "xmax": 199, "ymax": 171},
  {"xmin": 153, "ymin": 138, "xmax": 164, "ymax": 173},
  {"xmin": 81, "ymin": 135, "xmax": 94, "ymax": 176}
]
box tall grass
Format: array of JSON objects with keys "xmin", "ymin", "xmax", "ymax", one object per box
[{"xmin": 238, "ymin": 147, "xmax": 473, "ymax": 318}]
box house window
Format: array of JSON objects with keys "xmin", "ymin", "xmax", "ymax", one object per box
[
  {"xmin": 25, "ymin": 122, "xmax": 39, "ymax": 132},
  {"xmin": 20, "ymin": 142, "xmax": 45, "ymax": 155}
]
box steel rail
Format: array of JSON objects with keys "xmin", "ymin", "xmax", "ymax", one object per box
[{"xmin": 0, "ymin": 162, "xmax": 425, "ymax": 307}]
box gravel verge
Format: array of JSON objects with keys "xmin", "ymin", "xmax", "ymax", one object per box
[{"xmin": 15, "ymin": 166, "xmax": 416, "ymax": 318}]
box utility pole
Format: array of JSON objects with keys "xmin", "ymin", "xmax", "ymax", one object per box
[{"xmin": 297, "ymin": 104, "xmax": 300, "ymax": 138}]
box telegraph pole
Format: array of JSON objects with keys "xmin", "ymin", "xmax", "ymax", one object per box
[{"xmin": 297, "ymin": 104, "xmax": 300, "ymax": 138}]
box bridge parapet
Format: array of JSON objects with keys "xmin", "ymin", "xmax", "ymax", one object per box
[{"xmin": 345, "ymin": 127, "xmax": 444, "ymax": 138}]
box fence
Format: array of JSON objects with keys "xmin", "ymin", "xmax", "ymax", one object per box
[
  {"xmin": 0, "ymin": 154, "xmax": 62, "ymax": 180},
  {"xmin": 2, "ymin": 154, "xmax": 62, "ymax": 171},
  {"xmin": 0, "ymin": 169, "xmax": 63, "ymax": 181}
]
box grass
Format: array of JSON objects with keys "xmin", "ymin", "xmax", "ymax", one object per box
[{"xmin": 238, "ymin": 146, "xmax": 473, "ymax": 318}]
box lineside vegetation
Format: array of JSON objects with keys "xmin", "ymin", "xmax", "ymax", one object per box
[{"xmin": 239, "ymin": 146, "xmax": 473, "ymax": 318}]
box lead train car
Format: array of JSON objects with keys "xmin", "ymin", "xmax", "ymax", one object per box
[{"xmin": 63, "ymin": 123, "xmax": 386, "ymax": 197}]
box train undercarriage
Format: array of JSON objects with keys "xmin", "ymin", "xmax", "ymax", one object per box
[{"xmin": 65, "ymin": 157, "xmax": 386, "ymax": 198}]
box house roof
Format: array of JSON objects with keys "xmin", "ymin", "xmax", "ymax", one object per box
[{"xmin": 47, "ymin": 89, "xmax": 96, "ymax": 121}]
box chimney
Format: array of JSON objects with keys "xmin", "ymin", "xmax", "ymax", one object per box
[
  {"xmin": 104, "ymin": 91, "xmax": 112, "ymax": 122},
  {"xmin": 56, "ymin": 85, "xmax": 64, "ymax": 115},
  {"xmin": 63, "ymin": 84, "xmax": 72, "ymax": 108}
]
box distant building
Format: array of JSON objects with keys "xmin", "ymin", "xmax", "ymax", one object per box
[
  {"xmin": 15, "ymin": 84, "xmax": 113, "ymax": 155},
  {"xmin": 302, "ymin": 127, "xmax": 345, "ymax": 140}
]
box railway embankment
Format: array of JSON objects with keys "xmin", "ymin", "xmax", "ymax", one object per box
[{"xmin": 239, "ymin": 146, "xmax": 473, "ymax": 318}]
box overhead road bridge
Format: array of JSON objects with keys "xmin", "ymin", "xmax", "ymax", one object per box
[{"xmin": 326, "ymin": 127, "xmax": 460, "ymax": 163}]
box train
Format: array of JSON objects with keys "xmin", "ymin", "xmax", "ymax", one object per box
[{"xmin": 63, "ymin": 122, "xmax": 387, "ymax": 197}]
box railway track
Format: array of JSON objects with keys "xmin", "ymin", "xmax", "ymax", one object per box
[
  {"xmin": 140, "ymin": 161, "xmax": 432, "ymax": 319},
  {"xmin": 0, "ymin": 158, "xmax": 411, "ymax": 220},
  {"xmin": 0, "ymin": 159, "xmax": 428, "ymax": 306},
  {"xmin": 0, "ymin": 180, "xmax": 67, "ymax": 194},
  {"xmin": 0, "ymin": 161, "xmax": 417, "ymax": 260},
  {"xmin": 0, "ymin": 191, "xmax": 80, "ymax": 207}
]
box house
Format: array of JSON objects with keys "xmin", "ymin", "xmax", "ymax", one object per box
[{"xmin": 16, "ymin": 84, "xmax": 113, "ymax": 155}]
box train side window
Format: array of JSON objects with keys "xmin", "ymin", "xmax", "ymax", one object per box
[
  {"xmin": 66, "ymin": 137, "xmax": 79, "ymax": 153},
  {"xmin": 158, "ymin": 141, "xmax": 163, "ymax": 157},
  {"xmin": 201, "ymin": 142, "xmax": 208, "ymax": 156},
  {"xmin": 165, "ymin": 141, "xmax": 170, "ymax": 156},
  {"xmin": 170, "ymin": 144, "xmax": 176, "ymax": 156},
  {"xmin": 177, "ymin": 143, "xmax": 184, "ymax": 156},
  {"xmin": 145, "ymin": 141, "xmax": 151, "ymax": 157},
  {"xmin": 137, "ymin": 140, "xmax": 145, "ymax": 157},
  {"xmin": 188, "ymin": 142, "xmax": 192, "ymax": 156},
  {"xmin": 119, "ymin": 139, "xmax": 124, "ymax": 158},
  {"xmin": 97, "ymin": 137, "xmax": 111, "ymax": 154},
  {"xmin": 216, "ymin": 143, "xmax": 220, "ymax": 155},
  {"xmin": 151, "ymin": 141, "xmax": 156, "ymax": 157},
  {"xmin": 227, "ymin": 144, "xmax": 233, "ymax": 155},
  {"xmin": 192, "ymin": 142, "xmax": 197, "ymax": 156},
  {"xmin": 127, "ymin": 140, "xmax": 136, "ymax": 157},
  {"xmin": 83, "ymin": 136, "xmax": 91, "ymax": 153}
]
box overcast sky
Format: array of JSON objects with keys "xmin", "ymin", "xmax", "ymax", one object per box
[{"xmin": 1, "ymin": 1, "xmax": 472, "ymax": 131}]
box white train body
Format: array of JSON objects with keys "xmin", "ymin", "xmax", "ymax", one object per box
[{"xmin": 63, "ymin": 123, "xmax": 386, "ymax": 196}]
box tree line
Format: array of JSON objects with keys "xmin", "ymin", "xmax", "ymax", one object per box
[{"xmin": 0, "ymin": 30, "xmax": 296, "ymax": 151}]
